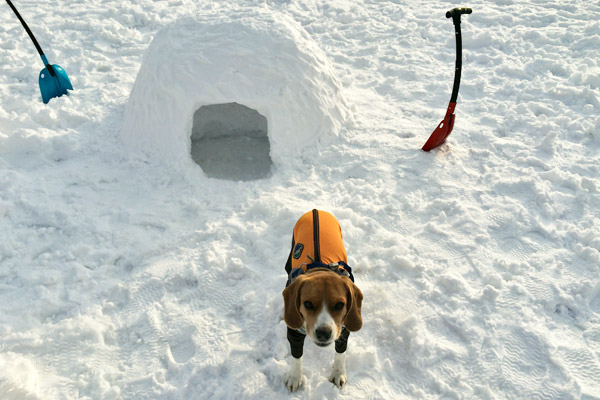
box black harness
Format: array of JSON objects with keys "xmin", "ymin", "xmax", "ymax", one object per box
[{"xmin": 288, "ymin": 261, "xmax": 354, "ymax": 283}]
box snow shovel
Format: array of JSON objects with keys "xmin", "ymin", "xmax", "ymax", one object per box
[
  {"xmin": 422, "ymin": 7, "xmax": 472, "ymax": 151},
  {"xmin": 5, "ymin": 0, "xmax": 73, "ymax": 103}
]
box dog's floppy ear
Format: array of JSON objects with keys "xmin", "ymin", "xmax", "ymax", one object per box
[
  {"xmin": 282, "ymin": 277, "xmax": 305, "ymax": 329},
  {"xmin": 344, "ymin": 281, "xmax": 363, "ymax": 332}
]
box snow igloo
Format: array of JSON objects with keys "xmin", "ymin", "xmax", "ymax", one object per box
[{"xmin": 121, "ymin": 11, "xmax": 352, "ymax": 181}]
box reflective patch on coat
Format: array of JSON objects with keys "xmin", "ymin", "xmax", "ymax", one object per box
[{"xmin": 293, "ymin": 243, "xmax": 304, "ymax": 259}]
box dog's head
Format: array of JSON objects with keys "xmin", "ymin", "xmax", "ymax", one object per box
[{"xmin": 282, "ymin": 270, "xmax": 363, "ymax": 347}]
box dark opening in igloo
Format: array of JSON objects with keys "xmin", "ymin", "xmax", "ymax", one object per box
[{"xmin": 191, "ymin": 103, "xmax": 272, "ymax": 181}]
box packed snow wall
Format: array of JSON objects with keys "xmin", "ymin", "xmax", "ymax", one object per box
[{"xmin": 121, "ymin": 11, "xmax": 352, "ymax": 180}]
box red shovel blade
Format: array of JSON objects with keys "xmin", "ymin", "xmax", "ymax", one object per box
[{"xmin": 422, "ymin": 102, "xmax": 456, "ymax": 151}]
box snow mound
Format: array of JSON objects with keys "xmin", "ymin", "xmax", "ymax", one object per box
[{"xmin": 121, "ymin": 11, "xmax": 352, "ymax": 176}]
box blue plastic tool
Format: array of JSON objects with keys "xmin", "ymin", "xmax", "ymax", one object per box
[{"xmin": 6, "ymin": 0, "xmax": 73, "ymax": 103}]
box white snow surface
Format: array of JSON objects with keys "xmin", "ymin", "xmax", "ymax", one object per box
[{"xmin": 1, "ymin": 0, "xmax": 599, "ymax": 399}]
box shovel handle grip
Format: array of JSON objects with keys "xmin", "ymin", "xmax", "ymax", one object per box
[{"xmin": 446, "ymin": 8, "xmax": 472, "ymax": 18}]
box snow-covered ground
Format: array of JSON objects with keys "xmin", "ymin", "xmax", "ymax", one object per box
[{"xmin": 1, "ymin": 0, "xmax": 599, "ymax": 399}]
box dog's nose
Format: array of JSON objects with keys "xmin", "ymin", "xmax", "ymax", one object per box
[{"xmin": 315, "ymin": 327, "xmax": 332, "ymax": 342}]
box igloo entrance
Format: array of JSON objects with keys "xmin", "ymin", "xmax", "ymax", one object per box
[{"xmin": 190, "ymin": 103, "xmax": 272, "ymax": 181}]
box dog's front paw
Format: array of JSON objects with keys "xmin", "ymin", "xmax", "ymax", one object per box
[
  {"xmin": 285, "ymin": 370, "xmax": 303, "ymax": 392},
  {"xmin": 329, "ymin": 370, "xmax": 347, "ymax": 388},
  {"xmin": 329, "ymin": 352, "xmax": 347, "ymax": 388},
  {"xmin": 285, "ymin": 357, "xmax": 303, "ymax": 392}
]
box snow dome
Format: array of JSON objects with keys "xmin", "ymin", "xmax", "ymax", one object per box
[{"xmin": 121, "ymin": 11, "xmax": 352, "ymax": 180}]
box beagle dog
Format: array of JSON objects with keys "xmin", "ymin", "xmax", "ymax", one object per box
[{"xmin": 282, "ymin": 210, "xmax": 363, "ymax": 391}]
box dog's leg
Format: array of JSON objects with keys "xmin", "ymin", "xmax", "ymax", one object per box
[
  {"xmin": 329, "ymin": 352, "xmax": 347, "ymax": 388},
  {"xmin": 285, "ymin": 327, "xmax": 306, "ymax": 391},
  {"xmin": 285, "ymin": 356, "xmax": 303, "ymax": 391},
  {"xmin": 330, "ymin": 327, "xmax": 350, "ymax": 388}
]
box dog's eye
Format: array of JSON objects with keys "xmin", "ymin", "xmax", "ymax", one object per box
[
  {"xmin": 334, "ymin": 302, "xmax": 345, "ymax": 311},
  {"xmin": 304, "ymin": 301, "xmax": 314, "ymax": 310}
]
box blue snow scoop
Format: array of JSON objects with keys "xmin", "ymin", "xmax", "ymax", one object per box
[{"xmin": 6, "ymin": 0, "xmax": 73, "ymax": 103}]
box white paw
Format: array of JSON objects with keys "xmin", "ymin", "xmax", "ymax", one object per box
[
  {"xmin": 329, "ymin": 352, "xmax": 347, "ymax": 388},
  {"xmin": 285, "ymin": 357, "xmax": 303, "ymax": 392},
  {"xmin": 285, "ymin": 370, "xmax": 303, "ymax": 392},
  {"xmin": 329, "ymin": 370, "xmax": 347, "ymax": 388}
]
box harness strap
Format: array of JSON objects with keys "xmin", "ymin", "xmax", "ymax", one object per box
[
  {"xmin": 312, "ymin": 209, "xmax": 321, "ymax": 263},
  {"xmin": 289, "ymin": 261, "xmax": 354, "ymax": 283}
]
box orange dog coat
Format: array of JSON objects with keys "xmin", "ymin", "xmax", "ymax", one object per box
[{"xmin": 290, "ymin": 210, "xmax": 348, "ymax": 271}]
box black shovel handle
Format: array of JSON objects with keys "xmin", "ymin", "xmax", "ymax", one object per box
[{"xmin": 446, "ymin": 8, "xmax": 472, "ymax": 104}]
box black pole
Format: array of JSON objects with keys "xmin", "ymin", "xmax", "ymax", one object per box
[
  {"xmin": 446, "ymin": 8, "xmax": 471, "ymax": 104},
  {"xmin": 449, "ymin": 17, "xmax": 462, "ymax": 103}
]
